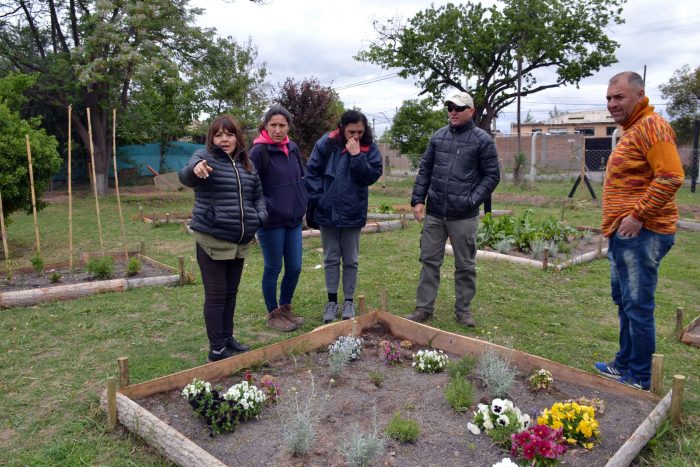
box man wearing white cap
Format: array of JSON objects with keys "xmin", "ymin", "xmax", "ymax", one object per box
[{"xmin": 407, "ymin": 91, "xmax": 500, "ymax": 327}]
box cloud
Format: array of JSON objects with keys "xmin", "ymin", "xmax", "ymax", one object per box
[{"xmin": 194, "ymin": 0, "xmax": 700, "ymax": 134}]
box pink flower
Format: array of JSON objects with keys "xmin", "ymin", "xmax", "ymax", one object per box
[
  {"xmin": 533, "ymin": 424, "xmax": 550, "ymax": 439},
  {"xmin": 522, "ymin": 442, "xmax": 536, "ymax": 460},
  {"xmin": 512, "ymin": 431, "xmax": 531, "ymax": 446}
]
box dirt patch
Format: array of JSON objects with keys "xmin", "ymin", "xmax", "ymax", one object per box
[
  {"xmin": 0, "ymin": 260, "xmax": 172, "ymax": 293},
  {"xmin": 679, "ymin": 204, "xmax": 700, "ymax": 220},
  {"xmin": 136, "ymin": 324, "xmax": 656, "ymax": 466}
]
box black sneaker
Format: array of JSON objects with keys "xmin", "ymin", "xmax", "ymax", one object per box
[
  {"xmin": 225, "ymin": 336, "xmax": 250, "ymax": 352},
  {"xmin": 618, "ymin": 374, "xmax": 650, "ymax": 391},
  {"xmin": 207, "ymin": 346, "xmax": 237, "ymax": 362}
]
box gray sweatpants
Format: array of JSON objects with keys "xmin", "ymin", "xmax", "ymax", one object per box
[
  {"xmin": 320, "ymin": 226, "xmax": 361, "ymax": 300},
  {"xmin": 415, "ymin": 214, "xmax": 478, "ymax": 315}
]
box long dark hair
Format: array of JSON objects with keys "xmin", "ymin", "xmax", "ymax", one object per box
[
  {"xmin": 334, "ymin": 109, "xmax": 373, "ymax": 146},
  {"xmin": 206, "ymin": 114, "xmax": 252, "ymax": 172}
]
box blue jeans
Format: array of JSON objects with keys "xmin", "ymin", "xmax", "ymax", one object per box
[
  {"xmin": 608, "ymin": 228, "xmax": 674, "ymax": 386},
  {"xmin": 257, "ymin": 224, "xmax": 303, "ymax": 311}
]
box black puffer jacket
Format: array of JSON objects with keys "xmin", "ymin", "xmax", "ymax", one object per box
[
  {"xmin": 411, "ymin": 120, "xmax": 500, "ymax": 220},
  {"xmin": 179, "ymin": 147, "xmax": 267, "ymax": 244}
]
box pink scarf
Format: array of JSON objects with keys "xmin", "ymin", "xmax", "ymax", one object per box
[{"xmin": 253, "ymin": 129, "xmax": 289, "ymax": 156}]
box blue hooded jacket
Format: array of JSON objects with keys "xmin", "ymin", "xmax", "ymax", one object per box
[{"xmin": 305, "ymin": 131, "xmax": 383, "ymax": 228}]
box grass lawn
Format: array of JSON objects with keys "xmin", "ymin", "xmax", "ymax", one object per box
[{"xmin": 1, "ymin": 177, "xmax": 698, "ymax": 465}]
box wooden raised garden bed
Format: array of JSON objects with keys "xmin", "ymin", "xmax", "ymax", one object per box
[
  {"xmin": 0, "ymin": 251, "xmax": 181, "ymax": 308},
  {"xmin": 680, "ymin": 313, "xmax": 700, "ymax": 348},
  {"xmin": 100, "ymin": 309, "xmax": 679, "ymax": 467}
]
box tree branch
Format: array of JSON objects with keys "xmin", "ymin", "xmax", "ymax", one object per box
[{"xmin": 19, "ymin": 0, "xmax": 46, "ymax": 59}]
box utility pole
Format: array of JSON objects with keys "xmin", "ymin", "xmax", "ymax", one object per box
[{"xmin": 692, "ymin": 118, "xmax": 699, "ymax": 193}]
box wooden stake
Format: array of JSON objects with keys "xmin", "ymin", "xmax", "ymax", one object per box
[
  {"xmin": 358, "ymin": 294, "xmax": 367, "ymax": 315},
  {"xmin": 596, "ymin": 235, "xmax": 603, "ymax": 258},
  {"xmin": 675, "ymin": 307, "xmax": 684, "ymax": 341},
  {"xmin": 380, "ymin": 289, "xmax": 388, "ymax": 312},
  {"xmin": 68, "ymin": 105, "xmax": 74, "ymax": 270},
  {"xmin": 0, "ymin": 190, "xmax": 11, "ymax": 276},
  {"xmin": 178, "ymin": 256, "xmax": 185, "ymax": 286},
  {"xmin": 138, "ymin": 203, "xmax": 143, "ymax": 221},
  {"xmin": 166, "ymin": 212, "xmax": 170, "ymax": 224},
  {"xmin": 107, "ymin": 377, "xmax": 117, "ymax": 430},
  {"xmin": 112, "ymin": 109, "xmax": 128, "ymax": 260},
  {"xmin": 25, "ymin": 135, "xmax": 41, "ymax": 256},
  {"xmin": 670, "ymin": 374, "xmax": 686, "ymax": 427},
  {"xmin": 86, "ymin": 108, "xmax": 105, "ymax": 255},
  {"xmin": 651, "ymin": 353, "xmax": 664, "ymax": 396},
  {"xmin": 118, "ymin": 357, "xmax": 129, "ymax": 388},
  {"xmin": 139, "ymin": 240, "xmax": 145, "ymax": 255},
  {"xmin": 543, "ymin": 248, "xmax": 549, "ymax": 270}
]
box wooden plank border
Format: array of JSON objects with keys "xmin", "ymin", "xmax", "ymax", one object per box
[
  {"xmin": 681, "ymin": 313, "xmax": 700, "ymax": 347},
  {"xmin": 106, "ymin": 310, "xmax": 665, "ymax": 467},
  {"xmin": 0, "ymin": 254, "xmax": 178, "ymax": 308}
]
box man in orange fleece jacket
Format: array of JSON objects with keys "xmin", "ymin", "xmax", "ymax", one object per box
[{"xmin": 595, "ymin": 71, "xmax": 684, "ymax": 390}]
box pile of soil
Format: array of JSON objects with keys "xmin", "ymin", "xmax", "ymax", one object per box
[
  {"xmin": 137, "ymin": 324, "xmax": 656, "ymax": 466},
  {"xmin": 1, "ymin": 260, "xmax": 172, "ymax": 293}
]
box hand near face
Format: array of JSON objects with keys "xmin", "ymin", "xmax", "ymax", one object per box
[
  {"xmin": 346, "ymin": 137, "xmax": 360, "ymax": 156},
  {"xmin": 195, "ymin": 160, "xmax": 214, "ymax": 179}
]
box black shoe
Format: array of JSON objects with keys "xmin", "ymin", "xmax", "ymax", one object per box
[
  {"xmin": 225, "ymin": 336, "xmax": 250, "ymax": 352},
  {"xmin": 207, "ymin": 346, "xmax": 238, "ymax": 362}
]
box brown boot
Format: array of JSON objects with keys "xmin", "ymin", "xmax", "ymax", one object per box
[
  {"xmin": 406, "ymin": 308, "xmax": 433, "ymax": 323},
  {"xmin": 280, "ymin": 303, "xmax": 304, "ymax": 326},
  {"xmin": 455, "ymin": 311, "xmax": 476, "ymax": 327},
  {"xmin": 267, "ymin": 308, "xmax": 298, "ymax": 332}
]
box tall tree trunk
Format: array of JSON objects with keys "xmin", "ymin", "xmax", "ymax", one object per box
[{"xmin": 72, "ymin": 106, "xmax": 111, "ymax": 196}]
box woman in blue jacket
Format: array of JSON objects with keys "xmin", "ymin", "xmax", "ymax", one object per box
[
  {"xmin": 305, "ymin": 110, "xmax": 383, "ymax": 323},
  {"xmin": 249, "ymin": 106, "xmax": 308, "ymax": 332},
  {"xmin": 179, "ymin": 114, "xmax": 267, "ymax": 362}
]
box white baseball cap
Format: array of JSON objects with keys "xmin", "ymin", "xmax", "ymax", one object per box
[{"xmin": 444, "ymin": 92, "xmax": 474, "ymax": 108}]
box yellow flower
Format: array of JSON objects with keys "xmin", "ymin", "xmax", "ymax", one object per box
[
  {"xmin": 567, "ymin": 438, "xmax": 577, "ymax": 444},
  {"xmin": 585, "ymin": 442, "xmax": 594, "ymax": 449}
]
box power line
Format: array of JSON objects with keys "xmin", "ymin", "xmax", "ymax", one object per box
[{"xmin": 333, "ymin": 73, "xmax": 400, "ymax": 91}]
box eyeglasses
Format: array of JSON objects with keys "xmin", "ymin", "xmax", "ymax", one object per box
[{"xmin": 446, "ymin": 105, "xmax": 469, "ymax": 113}]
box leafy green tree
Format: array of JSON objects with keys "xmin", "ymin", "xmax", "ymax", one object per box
[
  {"xmin": 0, "ymin": 0, "xmax": 209, "ymax": 195},
  {"xmin": 119, "ymin": 65, "xmax": 200, "ymax": 172},
  {"xmin": 659, "ymin": 64, "xmax": 700, "ymax": 145},
  {"xmin": 386, "ymin": 99, "xmax": 445, "ymax": 169},
  {"xmin": 356, "ymin": 0, "xmax": 624, "ymax": 133},
  {"xmin": 193, "ymin": 36, "xmax": 268, "ymax": 133},
  {"xmin": 0, "ymin": 74, "xmax": 61, "ymax": 221},
  {"xmin": 274, "ymin": 77, "xmax": 344, "ymax": 159}
]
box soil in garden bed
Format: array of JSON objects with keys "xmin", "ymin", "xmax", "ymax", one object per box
[
  {"xmin": 136, "ymin": 324, "xmax": 656, "ymax": 466},
  {"xmin": 0, "ymin": 260, "xmax": 172, "ymax": 292}
]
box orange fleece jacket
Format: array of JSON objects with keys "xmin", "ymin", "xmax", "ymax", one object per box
[{"xmin": 602, "ymin": 97, "xmax": 684, "ymax": 237}]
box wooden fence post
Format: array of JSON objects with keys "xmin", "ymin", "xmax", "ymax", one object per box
[
  {"xmin": 107, "ymin": 377, "xmax": 117, "ymax": 430},
  {"xmin": 380, "ymin": 289, "xmax": 388, "ymax": 312},
  {"xmin": 651, "ymin": 354, "xmax": 664, "ymax": 396},
  {"xmin": 178, "ymin": 256, "xmax": 185, "ymax": 286},
  {"xmin": 358, "ymin": 294, "xmax": 367, "ymax": 315},
  {"xmin": 670, "ymin": 375, "xmax": 686, "ymax": 427},
  {"xmin": 139, "ymin": 240, "xmax": 145, "ymax": 255},
  {"xmin": 118, "ymin": 357, "xmax": 129, "ymax": 388},
  {"xmin": 675, "ymin": 307, "xmax": 684, "ymax": 341}
]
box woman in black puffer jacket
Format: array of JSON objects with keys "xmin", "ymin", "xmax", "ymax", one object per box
[{"xmin": 179, "ymin": 114, "xmax": 267, "ymax": 362}]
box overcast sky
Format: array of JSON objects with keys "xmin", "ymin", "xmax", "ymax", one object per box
[{"xmin": 192, "ymin": 0, "xmax": 700, "ymax": 135}]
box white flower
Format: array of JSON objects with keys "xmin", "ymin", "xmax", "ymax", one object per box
[
  {"xmin": 521, "ymin": 414, "xmax": 531, "ymax": 429},
  {"xmin": 483, "ymin": 418, "xmax": 494, "ymax": 430},
  {"xmin": 491, "ymin": 398, "xmax": 505, "ymax": 414},
  {"xmin": 496, "ymin": 414, "xmax": 510, "ymax": 427},
  {"xmin": 492, "ymin": 458, "xmax": 518, "ymax": 467},
  {"xmin": 477, "ymin": 403, "xmax": 489, "ymax": 413},
  {"xmin": 503, "ymin": 399, "xmax": 514, "ymax": 410},
  {"xmin": 467, "ymin": 422, "xmax": 481, "ymax": 435}
]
